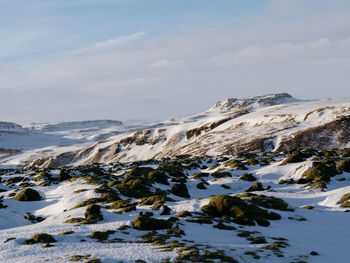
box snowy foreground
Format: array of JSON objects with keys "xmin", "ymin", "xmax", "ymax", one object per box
[{"xmin": 0, "ymin": 150, "xmax": 350, "ymax": 263}]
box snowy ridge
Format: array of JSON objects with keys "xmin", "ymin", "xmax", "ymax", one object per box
[
  {"xmin": 25, "ymin": 120, "xmax": 123, "ymax": 132},
  {"xmin": 0, "ymin": 93, "xmax": 349, "ymax": 168},
  {"xmin": 208, "ymin": 93, "xmax": 299, "ymax": 113},
  {"xmin": 0, "ymin": 122, "xmax": 26, "ymax": 133}
]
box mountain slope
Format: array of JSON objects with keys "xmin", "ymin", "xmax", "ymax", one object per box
[{"xmin": 16, "ymin": 94, "xmax": 349, "ymax": 169}]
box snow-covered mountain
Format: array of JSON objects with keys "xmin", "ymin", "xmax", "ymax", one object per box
[
  {"xmin": 0, "ymin": 93, "xmax": 349, "ymax": 168},
  {"xmin": 25, "ymin": 120, "xmax": 123, "ymax": 132}
]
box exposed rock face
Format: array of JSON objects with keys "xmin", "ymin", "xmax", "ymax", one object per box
[
  {"xmin": 209, "ymin": 93, "xmax": 295, "ymax": 113},
  {"xmin": 12, "ymin": 94, "xmax": 350, "ymax": 168}
]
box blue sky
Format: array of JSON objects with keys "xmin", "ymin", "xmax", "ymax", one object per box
[
  {"xmin": 0, "ymin": 0, "xmax": 265, "ymax": 63},
  {"xmin": 0, "ymin": 0, "xmax": 350, "ymax": 123}
]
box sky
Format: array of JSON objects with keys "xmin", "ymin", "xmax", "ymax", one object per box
[{"xmin": 0, "ymin": 0, "xmax": 350, "ymax": 123}]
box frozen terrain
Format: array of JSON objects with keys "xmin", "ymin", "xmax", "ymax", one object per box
[
  {"xmin": 0, "ymin": 93, "xmax": 349, "ymax": 168},
  {"xmin": 0, "ymin": 150, "xmax": 349, "ymax": 262},
  {"xmin": 0, "ymin": 93, "xmax": 350, "ymax": 262}
]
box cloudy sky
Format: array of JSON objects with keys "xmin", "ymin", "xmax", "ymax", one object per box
[{"xmin": 1, "ymin": 0, "xmax": 350, "ymax": 123}]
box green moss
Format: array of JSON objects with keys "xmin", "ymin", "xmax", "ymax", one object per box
[
  {"xmin": 201, "ymin": 194, "xmax": 281, "ymax": 226},
  {"xmin": 13, "ymin": 188, "xmax": 42, "ymax": 201},
  {"xmin": 114, "ymin": 205, "xmax": 136, "ymax": 214},
  {"xmin": 151, "ymin": 201, "xmax": 163, "ymax": 210},
  {"xmin": 89, "ymin": 230, "xmax": 115, "ymax": 241},
  {"xmin": 249, "ymin": 236, "xmax": 267, "ymax": 244},
  {"xmin": 235, "ymin": 193, "xmax": 293, "ymax": 211},
  {"xmin": 245, "ymin": 182, "xmax": 264, "ymax": 192},
  {"xmin": 281, "ymin": 149, "xmax": 310, "ymax": 165},
  {"xmin": 86, "ymin": 259, "xmax": 101, "ymax": 263},
  {"xmin": 116, "ymin": 177, "xmax": 153, "ymax": 198},
  {"xmin": 25, "ymin": 233, "xmax": 56, "ymax": 244},
  {"xmin": 4, "ymin": 176, "xmax": 24, "ymax": 185},
  {"xmin": 338, "ymin": 148, "xmax": 350, "ymax": 157},
  {"xmin": 224, "ymin": 160, "xmax": 248, "ymax": 170},
  {"xmin": 339, "ymin": 193, "xmax": 350, "ymax": 207},
  {"xmin": 337, "ymin": 158, "xmax": 350, "ymax": 173},
  {"xmin": 64, "ymin": 218, "xmax": 85, "ymax": 224},
  {"xmin": 186, "ymin": 216, "xmax": 213, "ymax": 224},
  {"xmin": 139, "ymin": 195, "xmax": 172, "ymax": 206},
  {"xmin": 239, "ymin": 173, "xmax": 257, "ymax": 181},
  {"xmin": 191, "ymin": 173, "xmax": 209, "ymax": 179},
  {"xmin": 132, "ymin": 215, "xmax": 173, "ymax": 230},
  {"xmin": 69, "ymin": 254, "xmax": 91, "ymax": 262},
  {"xmin": 177, "ymin": 248, "xmax": 239, "ymax": 263},
  {"xmin": 85, "ymin": 204, "xmax": 103, "ymax": 222},
  {"xmin": 211, "ymin": 171, "xmax": 232, "ymax": 178},
  {"xmin": 244, "ymin": 251, "xmax": 261, "ymax": 259},
  {"xmin": 73, "ymin": 198, "xmax": 103, "ymax": 209},
  {"xmin": 213, "ymin": 221, "xmax": 236, "ymax": 230},
  {"xmin": 171, "ymin": 183, "xmax": 190, "ymax": 198},
  {"xmin": 176, "ymin": 211, "xmax": 192, "ymax": 218},
  {"xmin": 148, "ymin": 170, "xmax": 169, "ymax": 185},
  {"xmin": 263, "ymin": 241, "xmax": 288, "ymax": 251},
  {"xmin": 107, "ymin": 200, "xmax": 134, "ymax": 209},
  {"xmin": 33, "ymin": 172, "xmax": 52, "ymax": 182},
  {"xmin": 99, "ymin": 191, "xmax": 121, "ymax": 202},
  {"xmin": 302, "ymin": 205, "xmax": 314, "ymax": 210}
]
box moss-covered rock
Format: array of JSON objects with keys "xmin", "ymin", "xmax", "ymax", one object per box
[
  {"xmin": 25, "ymin": 233, "xmax": 56, "ymax": 244},
  {"xmin": 302, "ymin": 161, "xmax": 339, "ymax": 188},
  {"xmin": 337, "ymin": 158, "xmax": 350, "ymax": 173},
  {"xmin": 338, "ymin": 193, "xmax": 350, "ymax": 207},
  {"xmin": 201, "ymin": 194, "xmax": 281, "ymax": 226},
  {"xmin": 107, "ymin": 199, "xmax": 134, "ymax": 209},
  {"xmin": 246, "ymin": 182, "xmax": 264, "ymax": 192},
  {"xmin": 4, "ymin": 176, "xmax": 24, "ymax": 185},
  {"xmin": 191, "ymin": 173, "xmax": 209, "ymax": 179},
  {"xmin": 239, "ymin": 173, "xmax": 257, "ymax": 181},
  {"xmin": 89, "ymin": 230, "xmax": 115, "ymax": 241},
  {"xmin": 85, "ymin": 204, "xmax": 103, "ymax": 222},
  {"xmin": 224, "ymin": 159, "xmax": 248, "ymax": 170},
  {"xmin": 196, "ymin": 182, "xmax": 207, "ymax": 189},
  {"xmin": 132, "ymin": 215, "xmax": 173, "ymax": 230},
  {"xmin": 235, "ymin": 193, "xmax": 293, "ymax": 211},
  {"xmin": 176, "ymin": 211, "xmax": 192, "ymax": 218},
  {"xmin": 338, "ymin": 148, "xmax": 350, "ymax": 157},
  {"xmin": 139, "ymin": 195, "xmax": 172, "ymax": 206},
  {"xmin": 57, "ymin": 169, "xmax": 72, "ymax": 182},
  {"xmin": 171, "ymin": 183, "xmax": 190, "ymax": 198},
  {"xmin": 148, "ymin": 170, "xmax": 169, "ymax": 185},
  {"xmin": 117, "ymin": 178, "xmax": 153, "ymax": 198},
  {"xmin": 211, "ymin": 171, "xmax": 232, "ymax": 178},
  {"xmin": 73, "ymin": 198, "xmax": 103, "ymax": 209},
  {"xmin": 13, "ymin": 188, "xmax": 42, "ymax": 201},
  {"xmin": 281, "ymin": 149, "xmax": 311, "ymax": 165}
]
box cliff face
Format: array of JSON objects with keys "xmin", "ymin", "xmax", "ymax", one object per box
[{"xmin": 18, "ymin": 94, "xmax": 350, "ymax": 169}]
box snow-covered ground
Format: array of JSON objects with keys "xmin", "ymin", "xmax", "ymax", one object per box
[{"xmin": 0, "ymin": 151, "xmax": 350, "ymax": 262}]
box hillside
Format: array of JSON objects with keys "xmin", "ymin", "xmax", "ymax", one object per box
[{"xmin": 5, "ymin": 93, "xmax": 347, "ymax": 169}]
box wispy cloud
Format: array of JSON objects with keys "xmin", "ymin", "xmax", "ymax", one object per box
[{"xmin": 0, "ymin": 0, "xmax": 350, "ymax": 122}]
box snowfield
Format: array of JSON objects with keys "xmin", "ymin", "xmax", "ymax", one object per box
[{"xmin": 0, "ymin": 150, "xmax": 350, "ymax": 262}]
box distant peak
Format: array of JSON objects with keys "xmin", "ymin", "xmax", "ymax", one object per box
[
  {"xmin": 209, "ymin": 93, "xmax": 296, "ymax": 113},
  {"xmin": 25, "ymin": 119, "xmax": 123, "ymax": 132}
]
